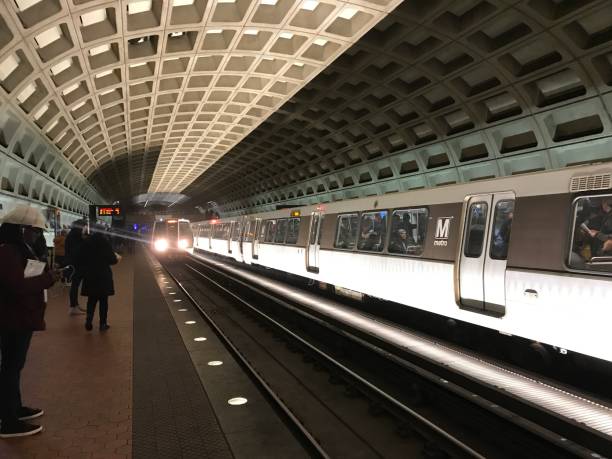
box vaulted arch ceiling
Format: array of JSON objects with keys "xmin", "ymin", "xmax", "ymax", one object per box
[
  {"xmin": 182, "ymin": 0, "xmax": 612, "ymax": 213},
  {"xmin": 0, "ymin": 0, "xmax": 401, "ymax": 200},
  {"xmin": 2, "ymin": 0, "xmax": 612, "ymax": 210}
]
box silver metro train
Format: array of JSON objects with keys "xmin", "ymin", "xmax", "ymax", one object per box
[
  {"xmin": 152, "ymin": 218, "xmax": 193, "ymax": 255},
  {"xmin": 191, "ymin": 163, "xmax": 612, "ymax": 364}
]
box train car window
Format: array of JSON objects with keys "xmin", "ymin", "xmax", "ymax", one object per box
[
  {"xmin": 154, "ymin": 221, "xmax": 167, "ymax": 236},
  {"xmin": 243, "ymin": 221, "xmax": 252, "ymax": 242},
  {"xmin": 489, "ymin": 200, "xmax": 514, "ymax": 260},
  {"xmin": 286, "ymin": 218, "xmax": 300, "ymax": 244},
  {"xmin": 568, "ymin": 195, "xmax": 612, "ymax": 272},
  {"xmin": 231, "ymin": 221, "xmax": 241, "ymax": 241},
  {"xmin": 179, "ymin": 221, "xmax": 192, "ymax": 239},
  {"xmin": 334, "ymin": 213, "xmax": 359, "ymax": 249},
  {"xmin": 464, "ymin": 202, "xmax": 488, "ymax": 258},
  {"xmin": 357, "ymin": 211, "xmax": 388, "ymax": 252},
  {"xmin": 259, "ymin": 221, "xmax": 268, "ymax": 241},
  {"xmin": 388, "ymin": 208, "xmax": 428, "ymax": 256},
  {"xmin": 275, "ymin": 219, "xmax": 288, "ymax": 243},
  {"xmin": 265, "ymin": 219, "xmax": 277, "ymax": 243},
  {"xmin": 249, "ymin": 220, "xmax": 257, "ymax": 242}
]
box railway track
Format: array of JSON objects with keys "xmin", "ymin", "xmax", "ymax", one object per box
[{"xmin": 159, "ymin": 252, "xmax": 611, "ymax": 458}]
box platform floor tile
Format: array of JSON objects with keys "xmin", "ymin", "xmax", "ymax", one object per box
[
  {"xmin": 132, "ymin": 251, "xmax": 233, "ymax": 459},
  {"xmin": 0, "ymin": 254, "xmax": 134, "ymax": 459}
]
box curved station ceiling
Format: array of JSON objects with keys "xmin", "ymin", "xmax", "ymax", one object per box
[
  {"xmin": 1, "ymin": 0, "xmax": 612, "ymax": 214},
  {"xmin": 0, "ymin": 0, "xmax": 400, "ymax": 202}
]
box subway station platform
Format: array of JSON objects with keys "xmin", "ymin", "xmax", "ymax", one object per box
[{"xmin": 0, "ymin": 248, "xmax": 305, "ymax": 459}]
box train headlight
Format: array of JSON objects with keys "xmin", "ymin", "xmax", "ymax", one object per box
[
  {"xmin": 178, "ymin": 239, "xmax": 188, "ymax": 249},
  {"xmin": 154, "ymin": 239, "xmax": 168, "ymax": 252}
]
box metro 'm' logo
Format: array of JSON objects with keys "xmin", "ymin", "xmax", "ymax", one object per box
[
  {"xmin": 435, "ymin": 217, "xmax": 451, "ymax": 239},
  {"xmin": 433, "ymin": 217, "xmax": 452, "ymax": 246}
]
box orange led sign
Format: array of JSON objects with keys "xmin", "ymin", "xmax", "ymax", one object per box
[{"xmin": 98, "ymin": 206, "xmax": 121, "ymax": 217}]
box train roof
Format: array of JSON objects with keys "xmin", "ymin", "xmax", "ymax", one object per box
[{"xmin": 194, "ymin": 163, "xmax": 612, "ymax": 223}]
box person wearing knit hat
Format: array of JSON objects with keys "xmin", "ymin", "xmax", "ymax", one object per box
[{"xmin": 0, "ymin": 205, "xmax": 60, "ymax": 438}]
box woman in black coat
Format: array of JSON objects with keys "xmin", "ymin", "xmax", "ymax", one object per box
[{"xmin": 78, "ymin": 229, "xmax": 118, "ymax": 331}]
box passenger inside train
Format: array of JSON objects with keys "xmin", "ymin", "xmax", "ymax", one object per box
[
  {"xmin": 490, "ymin": 202, "xmax": 514, "ymax": 260},
  {"xmin": 389, "ymin": 228, "xmax": 411, "ymax": 254},
  {"xmin": 357, "ymin": 211, "xmax": 387, "ymax": 252},
  {"xmin": 570, "ymin": 195, "xmax": 612, "ymax": 269},
  {"xmin": 335, "ymin": 214, "xmax": 359, "ymax": 249}
]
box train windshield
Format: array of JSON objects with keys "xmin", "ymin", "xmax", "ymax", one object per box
[{"xmin": 155, "ymin": 221, "xmax": 177, "ymax": 237}]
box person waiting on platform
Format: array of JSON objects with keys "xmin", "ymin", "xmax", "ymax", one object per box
[
  {"xmin": 78, "ymin": 226, "xmax": 119, "ymax": 331},
  {"xmin": 0, "ymin": 206, "xmax": 59, "ymax": 438},
  {"xmin": 53, "ymin": 230, "xmax": 68, "ymax": 284},
  {"xmin": 65, "ymin": 222, "xmax": 86, "ymax": 316}
]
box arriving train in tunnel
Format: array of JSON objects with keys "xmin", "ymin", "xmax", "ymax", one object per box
[
  {"xmin": 151, "ymin": 218, "xmax": 194, "ymax": 254},
  {"xmin": 190, "ymin": 163, "xmax": 612, "ymax": 365}
]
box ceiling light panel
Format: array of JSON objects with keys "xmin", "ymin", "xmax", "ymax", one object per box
[
  {"xmin": 14, "ymin": 0, "xmax": 42, "ymax": 10},
  {"xmin": 80, "ymin": 9, "xmax": 107, "ymax": 26},
  {"xmin": 0, "ymin": 55, "xmax": 20, "ymax": 81},
  {"xmin": 127, "ymin": 0, "xmax": 152, "ymax": 15},
  {"xmin": 50, "ymin": 59, "xmax": 71, "ymax": 75},
  {"xmin": 0, "ymin": 0, "xmax": 398, "ymax": 193},
  {"xmin": 34, "ymin": 26, "xmax": 62, "ymax": 48}
]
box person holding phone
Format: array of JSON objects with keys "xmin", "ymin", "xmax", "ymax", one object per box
[{"xmin": 0, "ymin": 206, "xmax": 60, "ymax": 438}]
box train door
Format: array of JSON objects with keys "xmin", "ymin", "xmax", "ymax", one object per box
[
  {"xmin": 306, "ymin": 211, "xmax": 322, "ymax": 273},
  {"xmin": 228, "ymin": 222, "xmax": 234, "ymax": 253},
  {"xmin": 252, "ymin": 218, "xmax": 261, "ymax": 259},
  {"xmin": 239, "ymin": 218, "xmax": 245, "ymax": 255},
  {"xmin": 458, "ymin": 192, "xmax": 515, "ymax": 315}
]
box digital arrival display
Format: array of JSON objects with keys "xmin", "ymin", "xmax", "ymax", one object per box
[{"xmin": 98, "ymin": 206, "xmax": 121, "ymax": 217}]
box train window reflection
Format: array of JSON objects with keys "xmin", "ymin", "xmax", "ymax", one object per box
[
  {"xmin": 334, "ymin": 213, "xmax": 359, "ymax": 249},
  {"xmin": 357, "ymin": 211, "xmax": 387, "ymax": 252},
  {"xmin": 569, "ymin": 195, "xmax": 612, "ymax": 272},
  {"xmin": 464, "ymin": 202, "xmax": 488, "ymax": 258},
  {"xmin": 275, "ymin": 219, "xmax": 288, "ymax": 243},
  {"xmin": 265, "ymin": 220, "xmax": 277, "ymax": 243},
  {"xmin": 388, "ymin": 208, "xmax": 428, "ymax": 256},
  {"xmin": 179, "ymin": 221, "xmax": 193, "ymax": 240},
  {"xmin": 231, "ymin": 221, "xmax": 241, "ymax": 241},
  {"xmin": 259, "ymin": 221, "xmax": 267, "ymax": 241},
  {"xmin": 244, "ymin": 220, "xmax": 254, "ymax": 242},
  {"xmin": 490, "ymin": 200, "xmax": 514, "ymax": 260},
  {"xmin": 286, "ymin": 218, "xmax": 300, "ymax": 244}
]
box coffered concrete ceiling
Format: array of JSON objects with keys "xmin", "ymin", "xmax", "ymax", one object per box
[{"xmin": 0, "ymin": 0, "xmax": 401, "ymax": 200}]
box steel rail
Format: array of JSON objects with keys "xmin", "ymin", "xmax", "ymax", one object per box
[
  {"xmin": 160, "ymin": 260, "xmax": 331, "ymax": 459},
  {"xmin": 186, "ymin": 251, "xmax": 611, "ymax": 458},
  {"xmin": 182, "ymin": 260, "xmax": 487, "ymax": 458}
]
